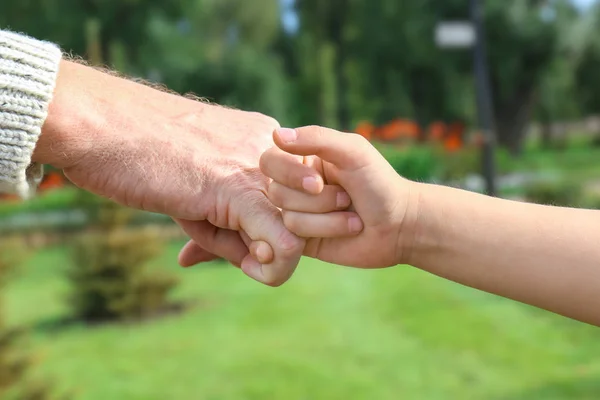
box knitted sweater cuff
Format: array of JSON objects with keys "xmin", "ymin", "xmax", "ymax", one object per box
[{"xmin": 0, "ymin": 30, "xmax": 62, "ymax": 199}]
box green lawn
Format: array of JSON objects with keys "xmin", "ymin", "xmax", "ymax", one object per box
[{"xmin": 5, "ymin": 243, "xmax": 600, "ymax": 400}]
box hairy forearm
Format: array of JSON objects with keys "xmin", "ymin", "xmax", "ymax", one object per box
[
  {"xmin": 35, "ymin": 60, "xmax": 99, "ymax": 168},
  {"xmin": 410, "ymin": 183, "xmax": 600, "ymax": 325},
  {"xmin": 35, "ymin": 59, "xmax": 214, "ymax": 169},
  {"xmin": 37, "ymin": 60, "xmax": 182, "ymax": 168}
]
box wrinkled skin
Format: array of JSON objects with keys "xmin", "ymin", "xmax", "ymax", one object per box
[{"xmin": 36, "ymin": 60, "xmax": 304, "ymax": 286}]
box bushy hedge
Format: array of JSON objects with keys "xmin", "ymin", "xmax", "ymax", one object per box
[
  {"xmin": 375, "ymin": 144, "xmax": 441, "ymax": 182},
  {"xmin": 524, "ymin": 180, "xmax": 583, "ymax": 207},
  {"xmin": 0, "ymin": 187, "xmax": 81, "ymax": 219},
  {"xmin": 68, "ymin": 201, "xmax": 180, "ymax": 322},
  {"xmin": 0, "ymin": 237, "xmax": 59, "ymax": 400}
]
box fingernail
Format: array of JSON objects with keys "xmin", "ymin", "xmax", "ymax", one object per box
[
  {"xmin": 277, "ymin": 128, "xmax": 297, "ymax": 143},
  {"xmin": 302, "ymin": 176, "xmax": 320, "ymax": 193},
  {"xmin": 336, "ymin": 192, "xmax": 351, "ymax": 208},
  {"xmin": 348, "ymin": 216, "xmax": 363, "ymax": 233}
]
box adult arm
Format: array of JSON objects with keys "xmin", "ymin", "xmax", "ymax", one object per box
[
  {"xmin": 410, "ymin": 183, "xmax": 600, "ymax": 325},
  {"xmin": 2, "ymin": 29, "xmax": 303, "ymax": 286}
]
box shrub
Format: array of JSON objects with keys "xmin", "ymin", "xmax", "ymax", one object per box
[
  {"xmin": 440, "ymin": 146, "xmax": 523, "ymax": 182},
  {"xmin": 0, "ymin": 237, "xmax": 57, "ymax": 400},
  {"xmin": 439, "ymin": 148, "xmax": 479, "ymax": 181},
  {"xmin": 524, "ymin": 181, "xmax": 583, "ymax": 207},
  {"xmin": 376, "ymin": 144, "xmax": 440, "ymax": 182},
  {"xmin": 68, "ymin": 200, "xmax": 180, "ymax": 322},
  {"xmin": 0, "ymin": 187, "xmax": 81, "ymax": 219},
  {"xmin": 580, "ymin": 193, "xmax": 600, "ymax": 210}
]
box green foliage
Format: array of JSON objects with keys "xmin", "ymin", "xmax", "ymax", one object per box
[
  {"xmin": 439, "ymin": 149, "xmax": 480, "ymax": 181},
  {"xmin": 0, "ymin": 237, "xmax": 28, "ymax": 286},
  {"xmin": 1, "ymin": 0, "xmax": 597, "ymax": 150},
  {"xmin": 292, "ymin": 0, "xmax": 582, "ymax": 152},
  {"xmin": 524, "ymin": 180, "xmax": 582, "ymax": 207},
  {"xmin": 581, "ymin": 198, "xmax": 600, "ymax": 210},
  {"xmin": 573, "ymin": 5, "xmax": 600, "ymax": 116},
  {"xmin": 376, "ymin": 145, "xmax": 440, "ymax": 182},
  {"xmin": 69, "ymin": 201, "xmax": 179, "ymax": 322},
  {"xmin": 0, "ymin": 237, "xmax": 58, "ymax": 400},
  {"xmin": 0, "ymin": 188, "xmax": 81, "ymax": 219}
]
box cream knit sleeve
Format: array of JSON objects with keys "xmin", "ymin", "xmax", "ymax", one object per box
[{"xmin": 0, "ymin": 29, "xmax": 62, "ymax": 199}]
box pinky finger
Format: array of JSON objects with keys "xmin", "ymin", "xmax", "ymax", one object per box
[
  {"xmin": 282, "ymin": 211, "xmax": 363, "ymax": 238},
  {"xmin": 249, "ymin": 241, "xmax": 275, "ymax": 265},
  {"xmin": 240, "ymin": 231, "xmax": 275, "ymax": 265}
]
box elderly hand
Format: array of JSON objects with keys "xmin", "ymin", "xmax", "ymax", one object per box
[{"xmin": 34, "ymin": 60, "xmax": 304, "ymax": 286}]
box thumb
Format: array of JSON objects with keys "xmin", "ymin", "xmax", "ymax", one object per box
[
  {"xmin": 273, "ymin": 126, "xmax": 373, "ymax": 170},
  {"xmin": 237, "ymin": 192, "xmax": 305, "ymax": 287},
  {"xmin": 239, "ymin": 230, "xmax": 275, "ymax": 265}
]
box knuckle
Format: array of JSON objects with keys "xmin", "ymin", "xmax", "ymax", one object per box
[
  {"xmin": 303, "ymin": 125, "xmax": 320, "ymax": 131},
  {"xmin": 278, "ymin": 227, "xmax": 303, "ymax": 253},
  {"xmin": 313, "ymin": 125, "xmax": 328, "ymax": 142},
  {"xmin": 258, "ymin": 149, "xmax": 272, "ymax": 175},
  {"xmin": 264, "ymin": 115, "xmax": 281, "ymax": 129},
  {"xmin": 261, "ymin": 231, "xmax": 303, "ymax": 287},
  {"xmin": 279, "ymin": 219, "xmax": 305, "ymax": 253},
  {"xmin": 351, "ymin": 133, "xmax": 370, "ymax": 147},
  {"xmin": 285, "ymin": 168, "xmax": 303, "ymax": 191},
  {"xmin": 346, "ymin": 134, "xmax": 374, "ymax": 168},
  {"xmin": 252, "ymin": 112, "xmax": 280, "ymax": 129},
  {"xmin": 302, "ymin": 125, "xmax": 325, "ymax": 141},
  {"xmin": 282, "ymin": 211, "xmax": 300, "ymax": 234},
  {"xmin": 328, "ymin": 192, "xmax": 341, "ymax": 210},
  {"xmin": 267, "ymin": 183, "xmax": 285, "ymax": 208}
]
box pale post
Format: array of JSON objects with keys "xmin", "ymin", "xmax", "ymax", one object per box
[{"xmin": 435, "ymin": 0, "xmax": 497, "ymax": 196}]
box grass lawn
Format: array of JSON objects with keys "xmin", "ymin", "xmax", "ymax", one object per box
[{"xmin": 4, "ymin": 242, "xmax": 600, "ymax": 400}]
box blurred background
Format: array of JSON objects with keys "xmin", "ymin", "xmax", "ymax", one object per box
[{"xmin": 2, "ymin": 0, "xmax": 600, "ymax": 399}]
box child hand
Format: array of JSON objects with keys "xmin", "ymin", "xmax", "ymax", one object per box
[{"xmin": 260, "ymin": 126, "xmax": 420, "ymax": 268}]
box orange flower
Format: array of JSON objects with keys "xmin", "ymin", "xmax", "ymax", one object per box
[
  {"xmin": 444, "ymin": 134, "xmax": 462, "ymax": 152},
  {"xmin": 375, "ymin": 119, "xmax": 421, "ymax": 141},
  {"xmin": 442, "ymin": 122, "xmax": 465, "ymax": 151},
  {"xmin": 39, "ymin": 172, "xmax": 64, "ymax": 191},
  {"xmin": 427, "ymin": 122, "xmax": 447, "ymax": 142},
  {"xmin": 447, "ymin": 122, "xmax": 465, "ymax": 140},
  {"xmin": 355, "ymin": 121, "xmax": 375, "ymax": 140}
]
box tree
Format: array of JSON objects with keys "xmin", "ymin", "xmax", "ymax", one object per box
[
  {"xmin": 0, "ymin": 0, "xmax": 293, "ymax": 123},
  {"xmin": 1, "ymin": 0, "xmax": 592, "ymax": 153},
  {"xmin": 292, "ymin": 0, "xmax": 577, "ymax": 153},
  {"xmin": 69, "ymin": 199, "xmax": 179, "ymax": 322},
  {"xmin": 574, "ymin": 3, "xmax": 600, "ymax": 122}
]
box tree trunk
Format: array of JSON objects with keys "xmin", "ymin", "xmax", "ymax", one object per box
[
  {"xmin": 541, "ymin": 123, "xmax": 553, "ymax": 148},
  {"xmin": 494, "ymin": 90, "xmax": 537, "ymax": 155},
  {"xmin": 538, "ymin": 106, "xmax": 553, "ymax": 149},
  {"xmin": 331, "ymin": 0, "xmax": 350, "ymax": 131}
]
